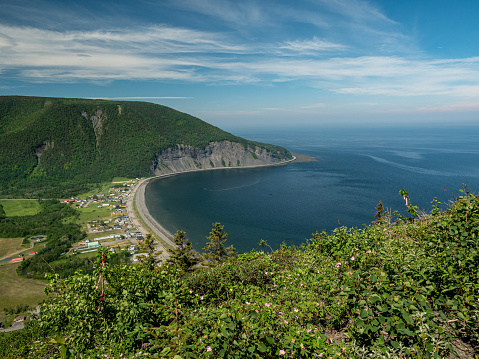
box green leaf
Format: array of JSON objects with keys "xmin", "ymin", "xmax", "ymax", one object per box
[
  {"xmin": 60, "ymin": 345, "xmax": 67, "ymax": 359},
  {"xmin": 257, "ymin": 342, "xmax": 267, "ymax": 353}
]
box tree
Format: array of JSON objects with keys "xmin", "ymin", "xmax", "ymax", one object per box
[
  {"xmin": 137, "ymin": 233, "xmax": 163, "ymax": 270},
  {"xmin": 374, "ymin": 201, "xmax": 385, "ymax": 223},
  {"xmin": 0, "ymin": 204, "xmax": 6, "ymax": 220},
  {"xmin": 202, "ymin": 222, "xmax": 236, "ymax": 266},
  {"xmin": 167, "ymin": 230, "xmax": 200, "ymax": 272}
]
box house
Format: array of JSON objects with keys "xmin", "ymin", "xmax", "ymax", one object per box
[
  {"xmin": 87, "ymin": 241, "xmax": 100, "ymax": 248},
  {"xmin": 13, "ymin": 315, "xmax": 26, "ymax": 323},
  {"xmin": 11, "ymin": 257, "xmax": 24, "ymax": 262},
  {"xmin": 28, "ymin": 252, "xmax": 36, "ymax": 255}
]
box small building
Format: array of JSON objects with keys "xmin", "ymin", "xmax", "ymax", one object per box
[
  {"xmin": 13, "ymin": 315, "xmax": 26, "ymax": 323},
  {"xmin": 11, "ymin": 257, "xmax": 24, "ymax": 262},
  {"xmin": 28, "ymin": 252, "xmax": 36, "ymax": 255},
  {"xmin": 87, "ymin": 241, "xmax": 100, "ymax": 248}
]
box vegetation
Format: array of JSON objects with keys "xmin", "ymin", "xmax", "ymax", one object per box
[
  {"xmin": 0, "ymin": 199, "xmax": 86, "ymax": 278},
  {"xmin": 0, "ymin": 189, "xmax": 477, "ymax": 358},
  {"xmin": 137, "ymin": 233, "xmax": 163, "ymax": 270},
  {"xmin": 0, "ymin": 200, "xmax": 42, "ymax": 217},
  {"xmin": 167, "ymin": 230, "xmax": 201, "ymax": 272},
  {"xmin": 202, "ymin": 222, "xmax": 236, "ymax": 266},
  {"xmin": 0, "ymin": 262, "xmax": 47, "ymax": 313},
  {"xmin": 0, "ymin": 96, "xmax": 292, "ymax": 198}
]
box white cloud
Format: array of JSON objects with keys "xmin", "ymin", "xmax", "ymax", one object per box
[
  {"xmin": 1, "ymin": 22, "xmax": 479, "ymax": 101},
  {"xmin": 279, "ymin": 37, "xmax": 346, "ymax": 54}
]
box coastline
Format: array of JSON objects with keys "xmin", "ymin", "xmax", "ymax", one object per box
[{"xmin": 127, "ymin": 155, "xmax": 299, "ymax": 258}]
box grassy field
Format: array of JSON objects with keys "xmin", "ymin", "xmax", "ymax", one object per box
[
  {"xmin": 0, "ymin": 262, "xmax": 47, "ymax": 310},
  {"xmin": 111, "ymin": 177, "xmax": 135, "ymax": 183},
  {"xmin": 0, "ymin": 238, "xmax": 24, "ymax": 259},
  {"xmin": 0, "ymin": 200, "xmax": 41, "ymax": 217},
  {"xmin": 77, "ymin": 205, "xmax": 114, "ymax": 222}
]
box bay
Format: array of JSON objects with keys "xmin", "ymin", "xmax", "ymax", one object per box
[{"xmin": 144, "ymin": 125, "xmax": 479, "ymax": 253}]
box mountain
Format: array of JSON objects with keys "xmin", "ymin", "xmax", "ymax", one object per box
[{"xmin": 0, "ymin": 96, "xmax": 292, "ymax": 197}]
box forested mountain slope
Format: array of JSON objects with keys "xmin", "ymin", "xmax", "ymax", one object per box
[{"xmin": 0, "ymin": 96, "xmax": 291, "ymax": 197}]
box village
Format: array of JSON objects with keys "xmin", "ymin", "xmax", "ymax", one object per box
[
  {"xmin": 64, "ymin": 179, "xmax": 150, "ymax": 263},
  {"xmin": 6, "ymin": 179, "xmax": 149, "ymax": 267}
]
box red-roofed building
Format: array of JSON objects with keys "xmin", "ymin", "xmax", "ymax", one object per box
[{"xmin": 11, "ymin": 257, "xmax": 24, "ymax": 262}]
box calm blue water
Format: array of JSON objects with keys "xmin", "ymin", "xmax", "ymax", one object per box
[{"xmin": 145, "ymin": 126, "xmax": 479, "ymax": 253}]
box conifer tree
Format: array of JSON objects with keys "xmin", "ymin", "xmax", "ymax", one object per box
[
  {"xmin": 0, "ymin": 204, "xmax": 5, "ymax": 220},
  {"xmin": 137, "ymin": 233, "xmax": 162, "ymax": 270},
  {"xmin": 167, "ymin": 230, "xmax": 200, "ymax": 272},
  {"xmin": 374, "ymin": 200, "xmax": 385, "ymax": 223},
  {"xmin": 202, "ymin": 222, "xmax": 236, "ymax": 265}
]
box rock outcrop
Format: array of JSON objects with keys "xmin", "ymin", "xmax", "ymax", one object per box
[{"xmin": 151, "ymin": 141, "xmax": 288, "ymax": 176}]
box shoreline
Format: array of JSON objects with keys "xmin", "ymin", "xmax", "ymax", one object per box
[{"xmin": 127, "ymin": 155, "xmax": 301, "ymax": 258}]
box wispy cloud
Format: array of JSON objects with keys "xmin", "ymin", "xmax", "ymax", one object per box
[{"xmin": 278, "ymin": 37, "xmax": 346, "ymax": 54}]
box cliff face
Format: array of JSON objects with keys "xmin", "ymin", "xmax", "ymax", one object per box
[{"xmin": 151, "ymin": 141, "xmax": 287, "ymax": 175}]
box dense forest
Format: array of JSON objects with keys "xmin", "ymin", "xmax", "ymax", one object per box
[
  {"xmin": 0, "ymin": 96, "xmax": 292, "ymax": 198},
  {"xmin": 0, "ymin": 190, "xmax": 478, "ymax": 358}
]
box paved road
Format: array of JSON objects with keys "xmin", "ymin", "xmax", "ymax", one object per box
[{"xmin": 0, "ymin": 322, "xmax": 24, "ymax": 332}]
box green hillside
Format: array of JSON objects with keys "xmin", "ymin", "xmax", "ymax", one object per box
[{"xmin": 0, "ymin": 96, "xmax": 291, "ymax": 198}]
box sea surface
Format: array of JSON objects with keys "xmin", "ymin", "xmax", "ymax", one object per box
[{"xmin": 144, "ymin": 126, "xmax": 479, "ymax": 253}]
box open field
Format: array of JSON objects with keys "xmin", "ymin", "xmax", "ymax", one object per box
[
  {"xmin": 0, "ymin": 200, "xmax": 41, "ymax": 217},
  {"xmin": 111, "ymin": 177, "xmax": 135, "ymax": 183},
  {"xmin": 77, "ymin": 205, "xmax": 114, "ymax": 223},
  {"xmin": 0, "ymin": 262, "xmax": 47, "ymax": 310},
  {"xmin": 0, "ymin": 238, "xmax": 23, "ymax": 259}
]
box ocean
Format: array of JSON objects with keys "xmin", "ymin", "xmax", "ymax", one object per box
[{"xmin": 144, "ymin": 125, "xmax": 479, "ymax": 253}]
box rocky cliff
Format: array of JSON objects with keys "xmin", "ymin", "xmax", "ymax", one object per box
[{"xmin": 151, "ymin": 141, "xmax": 289, "ymax": 175}]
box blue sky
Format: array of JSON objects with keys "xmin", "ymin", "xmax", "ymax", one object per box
[{"xmin": 1, "ymin": 0, "xmax": 479, "ymax": 130}]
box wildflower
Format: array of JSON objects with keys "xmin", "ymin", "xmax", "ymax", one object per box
[
  {"xmin": 279, "ymin": 349, "xmax": 286, "ymax": 355},
  {"xmin": 265, "ymin": 303, "xmax": 271, "ymax": 307},
  {"xmin": 366, "ymin": 250, "xmax": 371, "ymax": 253},
  {"xmin": 336, "ymin": 262, "xmax": 341, "ymax": 268},
  {"xmin": 292, "ymin": 339, "xmax": 295, "ymax": 344},
  {"xmin": 294, "ymin": 307, "xmax": 299, "ymax": 312},
  {"xmin": 246, "ymin": 302, "xmax": 250, "ymax": 305},
  {"xmin": 350, "ymin": 256, "xmax": 355, "ymax": 261},
  {"xmin": 200, "ymin": 296, "xmax": 204, "ymax": 300},
  {"xmin": 189, "ymin": 290, "xmax": 193, "ymax": 294},
  {"xmin": 300, "ymin": 343, "xmax": 305, "ymax": 350},
  {"xmin": 206, "ymin": 346, "xmax": 212, "ymax": 352}
]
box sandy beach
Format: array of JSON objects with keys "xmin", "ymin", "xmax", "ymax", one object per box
[{"xmin": 127, "ymin": 155, "xmax": 302, "ymax": 259}]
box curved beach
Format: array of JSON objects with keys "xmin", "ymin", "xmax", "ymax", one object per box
[{"xmin": 128, "ymin": 155, "xmax": 304, "ymax": 259}]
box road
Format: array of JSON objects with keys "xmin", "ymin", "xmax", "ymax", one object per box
[{"xmin": 126, "ymin": 178, "xmax": 174, "ymax": 260}]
